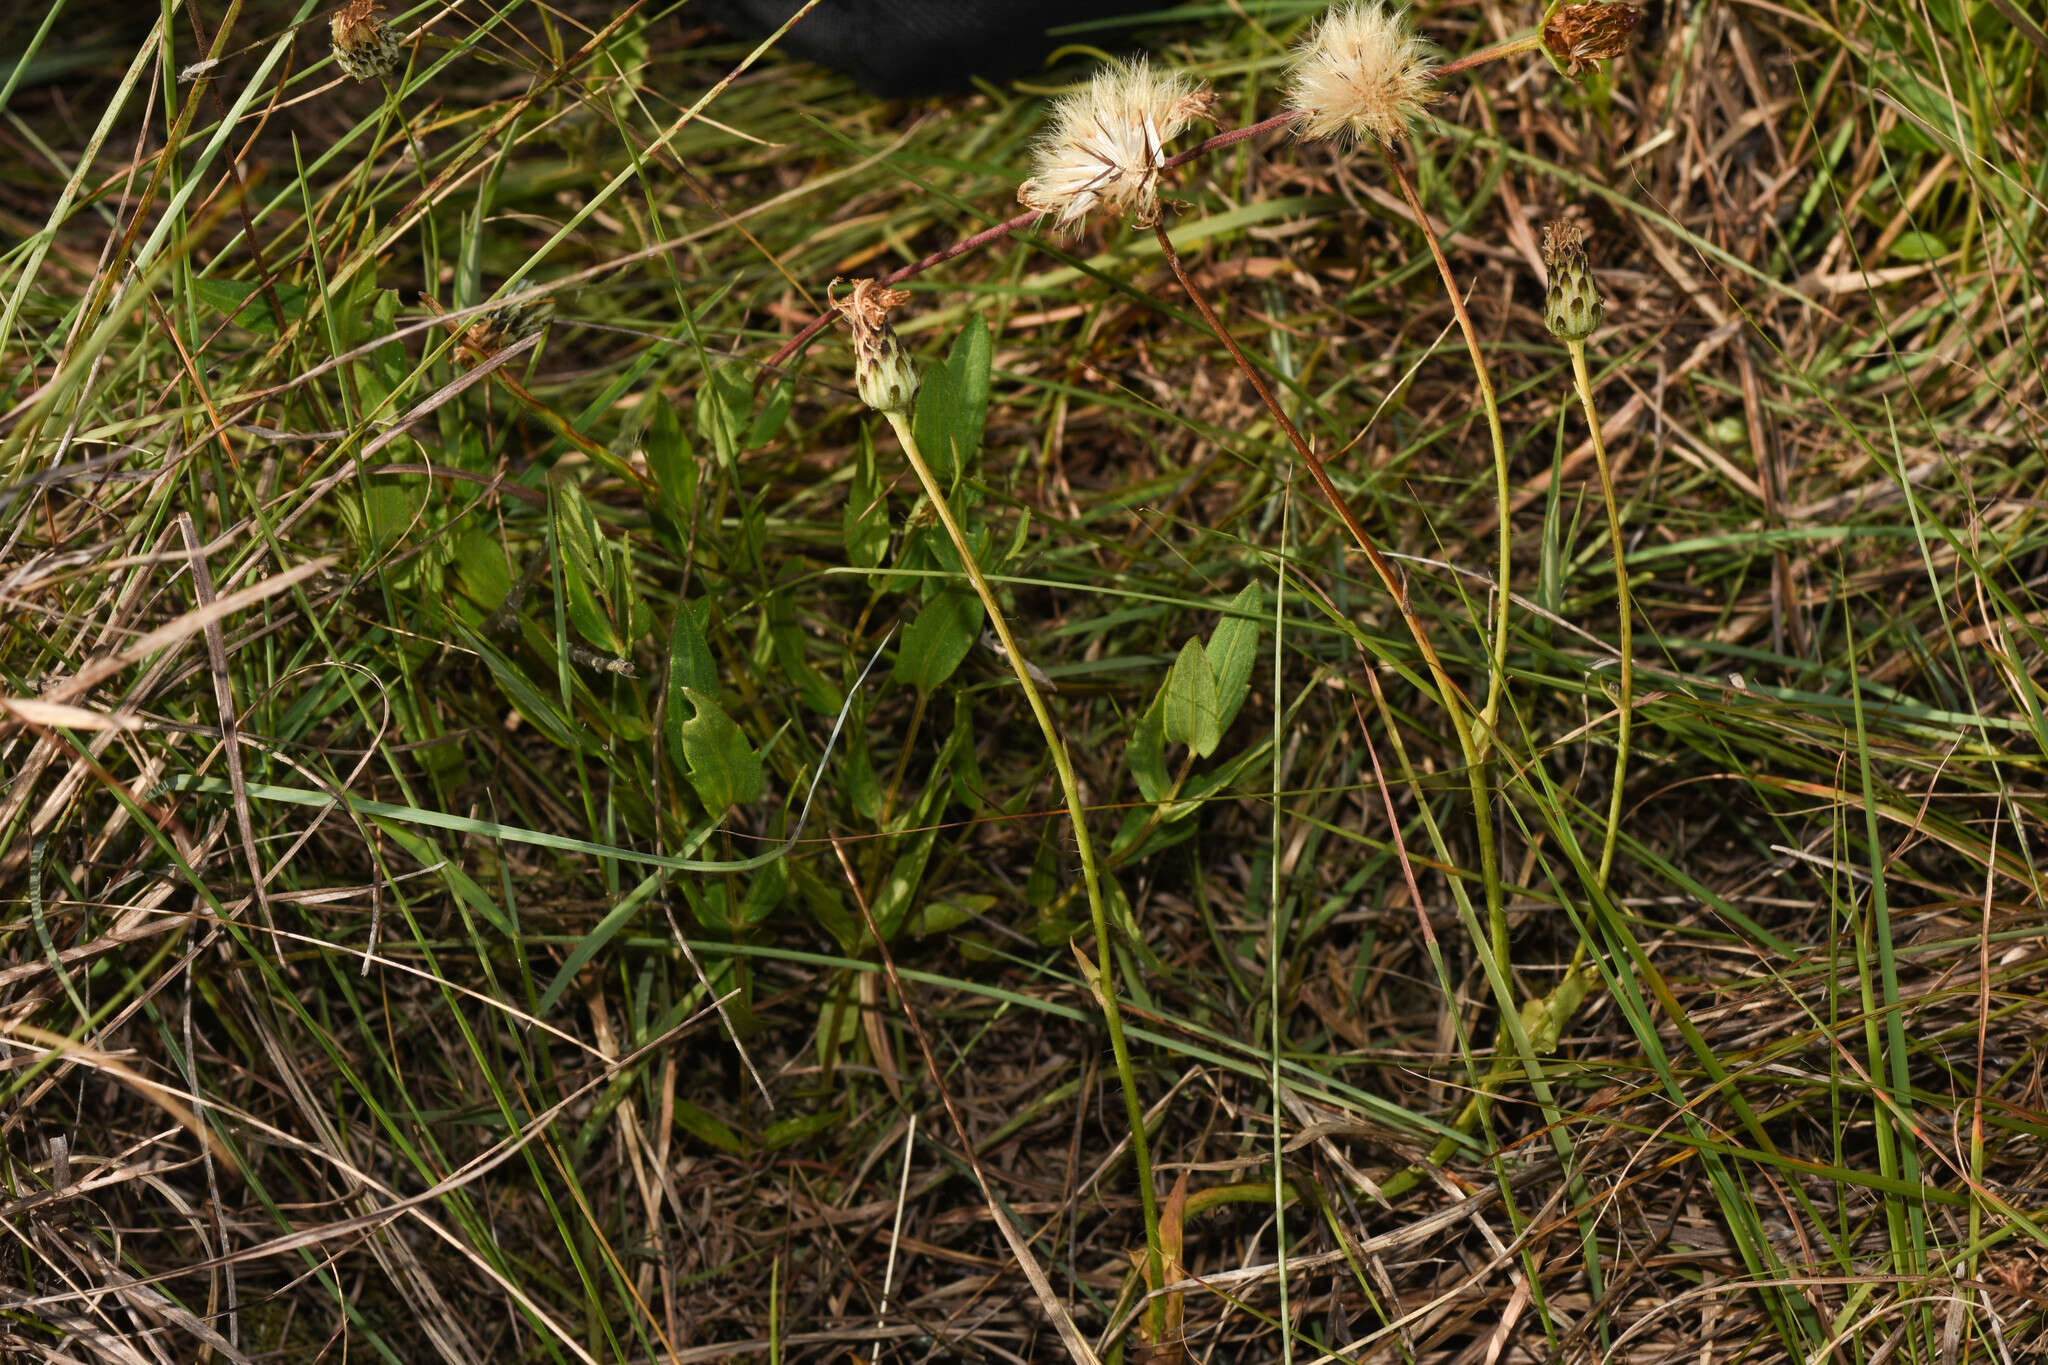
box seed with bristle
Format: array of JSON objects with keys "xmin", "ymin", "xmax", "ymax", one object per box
[
  {"xmin": 832, "ymin": 278, "xmax": 919, "ymax": 415},
  {"xmin": 1541, "ymin": 220, "xmax": 1603, "ymax": 342},
  {"xmin": 1287, "ymin": 2, "xmax": 1435, "ymax": 146},
  {"xmin": 1017, "ymin": 59, "xmax": 1216, "ymax": 235},
  {"xmin": 331, "ymin": 0, "xmax": 402, "ymax": 82},
  {"xmin": 1542, "ymin": 2, "xmax": 1642, "ymax": 77}
]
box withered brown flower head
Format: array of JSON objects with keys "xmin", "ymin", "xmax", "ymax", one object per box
[
  {"xmin": 831, "ymin": 278, "xmax": 919, "ymax": 414},
  {"xmin": 1541, "ymin": 220, "xmax": 1603, "ymax": 343},
  {"xmin": 1542, "ymin": 2, "xmax": 1642, "ymax": 78},
  {"xmin": 331, "ymin": 0, "xmax": 402, "ymax": 82}
]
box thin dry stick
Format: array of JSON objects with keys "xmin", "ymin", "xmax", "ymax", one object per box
[
  {"xmin": 828, "ymin": 837, "xmax": 1105, "ymax": 1365},
  {"xmin": 1568, "ymin": 339, "xmax": 1632, "ymax": 889},
  {"xmin": 759, "ymin": 112, "xmax": 1300, "ymax": 380}
]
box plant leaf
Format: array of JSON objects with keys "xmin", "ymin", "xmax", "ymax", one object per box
[
  {"xmin": 673, "ymin": 687, "xmax": 763, "ymax": 818},
  {"xmin": 1127, "ymin": 691, "xmax": 1170, "ymax": 803},
  {"xmin": 1162, "ymin": 639, "xmax": 1222, "ymax": 758},
  {"xmin": 911, "ymin": 314, "xmax": 991, "ymax": 481},
  {"xmin": 891, "ymin": 588, "xmax": 983, "ymax": 693},
  {"xmin": 1206, "ymin": 583, "xmax": 1262, "ymax": 735}
]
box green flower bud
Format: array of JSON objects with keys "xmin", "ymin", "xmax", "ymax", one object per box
[
  {"xmin": 832, "ymin": 279, "xmax": 920, "ymax": 415},
  {"xmin": 1542, "ymin": 220, "xmax": 1603, "ymax": 343}
]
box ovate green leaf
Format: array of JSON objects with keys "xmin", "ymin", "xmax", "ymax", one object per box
[{"xmin": 1162, "ymin": 638, "xmax": 1222, "ymax": 758}]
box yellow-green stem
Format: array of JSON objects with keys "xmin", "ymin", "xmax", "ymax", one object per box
[
  {"xmin": 1568, "ymin": 340, "xmax": 1633, "ymax": 891},
  {"xmin": 1379, "ymin": 150, "xmax": 1513, "ymax": 971},
  {"xmin": 880, "ymin": 408, "xmax": 1165, "ymax": 1337}
]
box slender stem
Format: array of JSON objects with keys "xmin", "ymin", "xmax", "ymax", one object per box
[
  {"xmin": 1377, "ymin": 150, "xmax": 1513, "ymax": 740},
  {"xmin": 1568, "ymin": 340, "xmax": 1633, "ymax": 891},
  {"xmin": 762, "ymin": 210, "xmax": 1039, "ymax": 380},
  {"xmin": 878, "ymin": 408, "xmax": 1166, "ymax": 1339},
  {"xmin": 1434, "ymin": 31, "xmax": 1545, "ymax": 79},
  {"xmin": 1145, "ymin": 224, "xmax": 1480, "ymax": 766},
  {"xmin": 1160, "ymin": 109, "xmax": 1299, "ymax": 171},
  {"xmin": 1375, "ymin": 149, "xmax": 1513, "ymax": 972},
  {"xmin": 1149, "ymin": 217, "xmax": 1509, "ymax": 1002}
]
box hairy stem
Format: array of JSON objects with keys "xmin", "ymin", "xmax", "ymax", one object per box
[
  {"xmin": 878, "ymin": 408, "xmax": 1166, "ymax": 1338},
  {"xmin": 1434, "ymin": 31, "xmax": 1546, "ymax": 79},
  {"xmin": 1569, "ymin": 339, "xmax": 1633, "ymax": 891}
]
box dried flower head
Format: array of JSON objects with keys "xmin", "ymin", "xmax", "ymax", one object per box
[
  {"xmin": 1288, "ymin": 2, "xmax": 1435, "ymax": 145},
  {"xmin": 1541, "ymin": 220, "xmax": 1603, "ymax": 342},
  {"xmin": 330, "ymin": 0, "xmax": 402, "ymax": 82},
  {"xmin": 1542, "ymin": 2, "xmax": 1641, "ymax": 77},
  {"xmin": 831, "ymin": 278, "xmax": 919, "ymax": 414},
  {"xmin": 1017, "ymin": 59, "xmax": 1216, "ymax": 234}
]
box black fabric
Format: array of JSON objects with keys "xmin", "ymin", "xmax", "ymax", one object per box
[{"xmin": 708, "ymin": 0, "xmax": 1149, "ymax": 95}]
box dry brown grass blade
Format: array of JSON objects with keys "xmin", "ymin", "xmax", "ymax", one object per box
[
  {"xmin": 0, "ymin": 698, "xmax": 141, "ymax": 731},
  {"xmin": 0, "ymin": 1019, "xmax": 243, "ymax": 1179},
  {"xmin": 38, "ymin": 556, "xmax": 332, "ymax": 708},
  {"xmin": 175, "ymin": 512, "xmax": 271, "ymax": 934}
]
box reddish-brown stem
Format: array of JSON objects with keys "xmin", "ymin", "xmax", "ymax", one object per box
[
  {"xmin": 1160, "ymin": 108, "xmax": 1299, "ymax": 170},
  {"xmin": 1145, "ymin": 220, "xmax": 1472, "ymax": 734},
  {"xmin": 1435, "ymin": 31, "xmax": 1545, "ymax": 78},
  {"xmin": 758, "ymin": 111, "xmax": 1301, "ymax": 384},
  {"xmin": 758, "ymin": 208, "xmax": 1038, "ymax": 381},
  {"xmin": 1150, "ymin": 213, "xmax": 1509, "ymax": 1036}
]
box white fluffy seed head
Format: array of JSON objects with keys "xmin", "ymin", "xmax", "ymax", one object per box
[
  {"xmin": 1288, "ymin": 2, "xmax": 1435, "ymax": 146},
  {"xmin": 1017, "ymin": 59, "xmax": 1214, "ymax": 234}
]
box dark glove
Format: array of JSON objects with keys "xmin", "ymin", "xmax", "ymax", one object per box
[{"xmin": 708, "ymin": 0, "xmax": 1147, "ymax": 95}]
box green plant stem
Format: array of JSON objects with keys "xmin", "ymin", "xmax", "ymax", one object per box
[
  {"xmin": 1568, "ymin": 339, "xmax": 1633, "ymax": 891},
  {"xmin": 1377, "ymin": 150, "xmax": 1513, "ymax": 970},
  {"xmin": 879, "ymin": 407, "xmax": 1166, "ymax": 1339}
]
